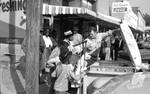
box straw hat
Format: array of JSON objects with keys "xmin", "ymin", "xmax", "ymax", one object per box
[{"xmin": 64, "ymin": 30, "xmax": 73, "ymax": 37}]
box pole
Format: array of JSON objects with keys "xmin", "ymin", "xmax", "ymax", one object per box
[{"xmin": 25, "ymin": 0, "xmax": 42, "ymax": 94}]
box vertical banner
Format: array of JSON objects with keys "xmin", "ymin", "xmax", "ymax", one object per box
[{"xmin": 120, "ymin": 22, "xmax": 142, "ymax": 70}]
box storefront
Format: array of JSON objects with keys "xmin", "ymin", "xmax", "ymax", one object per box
[
  {"xmin": 42, "ymin": 4, "xmax": 97, "ymax": 43},
  {"xmin": 42, "ymin": 3, "xmax": 120, "ymax": 44},
  {"xmin": 0, "ymin": 1, "xmax": 128, "ymax": 94}
]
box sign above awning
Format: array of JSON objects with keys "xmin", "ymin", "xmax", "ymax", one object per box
[
  {"xmin": 42, "ymin": 4, "xmax": 96, "ymax": 17},
  {"xmin": 112, "ymin": 1, "xmax": 130, "ymax": 13}
]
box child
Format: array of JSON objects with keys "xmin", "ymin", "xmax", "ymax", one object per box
[{"xmin": 51, "ymin": 62, "xmax": 84, "ymax": 94}]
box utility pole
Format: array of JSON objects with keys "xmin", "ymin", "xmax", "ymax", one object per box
[{"xmin": 25, "ymin": 0, "xmax": 42, "ymax": 94}]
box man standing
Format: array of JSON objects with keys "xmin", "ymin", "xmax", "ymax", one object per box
[
  {"xmin": 47, "ymin": 30, "xmax": 75, "ymax": 65},
  {"xmin": 113, "ymin": 35, "xmax": 120, "ymax": 60},
  {"xmin": 85, "ymin": 26, "xmax": 114, "ymax": 66},
  {"xmin": 71, "ymin": 27, "xmax": 83, "ymax": 47},
  {"xmin": 42, "ymin": 28, "xmax": 53, "ymax": 68}
]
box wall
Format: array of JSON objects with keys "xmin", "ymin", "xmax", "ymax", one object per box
[{"xmin": 96, "ymin": 0, "xmax": 110, "ymax": 15}]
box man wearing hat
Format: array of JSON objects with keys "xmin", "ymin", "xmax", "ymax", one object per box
[
  {"xmin": 70, "ymin": 27, "xmax": 83, "ymax": 54},
  {"xmin": 47, "ymin": 30, "xmax": 74, "ymax": 65},
  {"xmin": 47, "ymin": 29, "xmax": 84, "ymax": 94},
  {"xmin": 72, "ymin": 27, "xmax": 83, "ymax": 46}
]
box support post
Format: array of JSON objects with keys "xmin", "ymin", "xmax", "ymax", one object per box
[{"xmin": 25, "ymin": 0, "xmax": 42, "ymax": 94}]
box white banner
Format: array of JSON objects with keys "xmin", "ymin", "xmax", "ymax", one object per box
[
  {"xmin": 120, "ymin": 22, "xmax": 142, "ymax": 70},
  {"xmin": 124, "ymin": 10, "xmax": 138, "ymax": 29}
]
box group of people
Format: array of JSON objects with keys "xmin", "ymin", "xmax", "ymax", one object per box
[
  {"xmin": 20, "ymin": 10, "xmax": 122, "ymax": 94},
  {"xmin": 26, "ymin": 26, "xmax": 120, "ymax": 94},
  {"xmin": 39, "ymin": 27, "xmax": 85, "ymax": 94},
  {"xmin": 99, "ymin": 33, "xmax": 122, "ymax": 61}
]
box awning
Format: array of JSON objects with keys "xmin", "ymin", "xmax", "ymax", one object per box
[
  {"xmin": 42, "ymin": 4, "xmax": 96, "ymax": 17},
  {"xmin": 97, "ymin": 12, "xmax": 121, "ymax": 25},
  {"xmin": 42, "ymin": 4, "xmax": 121, "ymax": 26}
]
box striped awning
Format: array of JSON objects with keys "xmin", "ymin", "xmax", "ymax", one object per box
[
  {"xmin": 42, "ymin": 4, "xmax": 121, "ymax": 26},
  {"xmin": 42, "ymin": 4, "xmax": 96, "ymax": 17}
]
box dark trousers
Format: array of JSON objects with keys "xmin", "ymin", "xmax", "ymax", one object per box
[
  {"xmin": 68, "ymin": 88, "xmax": 78, "ymax": 94},
  {"xmin": 114, "ymin": 49, "xmax": 118, "ymax": 60},
  {"xmin": 111, "ymin": 48, "xmax": 118, "ymax": 60}
]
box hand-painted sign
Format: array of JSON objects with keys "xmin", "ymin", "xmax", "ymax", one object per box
[
  {"xmin": 120, "ymin": 22, "xmax": 142, "ymax": 70},
  {"xmin": 124, "ymin": 10, "xmax": 138, "ymax": 29}
]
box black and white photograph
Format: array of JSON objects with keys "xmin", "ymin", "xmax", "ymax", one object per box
[{"xmin": 0, "ymin": 0, "xmax": 150, "ymax": 94}]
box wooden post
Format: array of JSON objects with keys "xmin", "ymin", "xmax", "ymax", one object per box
[{"xmin": 25, "ymin": 0, "xmax": 42, "ymax": 94}]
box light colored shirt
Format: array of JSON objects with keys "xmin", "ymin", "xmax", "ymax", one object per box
[
  {"xmin": 86, "ymin": 32, "xmax": 110, "ymax": 54},
  {"xmin": 51, "ymin": 64, "xmax": 81, "ymax": 92},
  {"xmin": 69, "ymin": 33, "xmax": 83, "ymax": 54},
  {"xmin": 72, "ymin": 33, "xmax": 83, "ymax": 45},
  {"xmin": 43, "ymin": 35, "xmax": 53, "ymax": 47},
  {"xmin": 69, "ymin": 41, "xmax": 83, "ymax": 54},
  {"xmin": 51, "ymin": 64, "xmax": 71, "ymax": 92}
]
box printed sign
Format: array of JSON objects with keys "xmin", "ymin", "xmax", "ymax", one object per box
[
  {"xmin": 112, "ymin": 1, "xmax": 130, "ymax": 13},
  {"xmin": 0, "ymin": 0, "xmax": 26, "ymax": 13},
  {"xmin": 0, "ymin": 0, "xmax": 26, "ymax": 29}
]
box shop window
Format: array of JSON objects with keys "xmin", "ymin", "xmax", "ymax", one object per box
[
  {"xmin": 43, "ymin": 18, "xmax": 50, "ymax": 28},
  {"xmin": 43, "ymin": 0, "xmax": 63, "ymax": 5},
  {"xmin": 43, "ymin": 0, "xmax": 70, "ymax": 6},
  {"xmin": 81, "ymin": 0, "xmax": 96, "ymax": 11},
  {"xmin": 87, "ymin": 0, "xmax": 96, "ymax": 3},
  {"xmin": 43, "ymin": 0, "xmax": 50, "ymax": 4}
]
